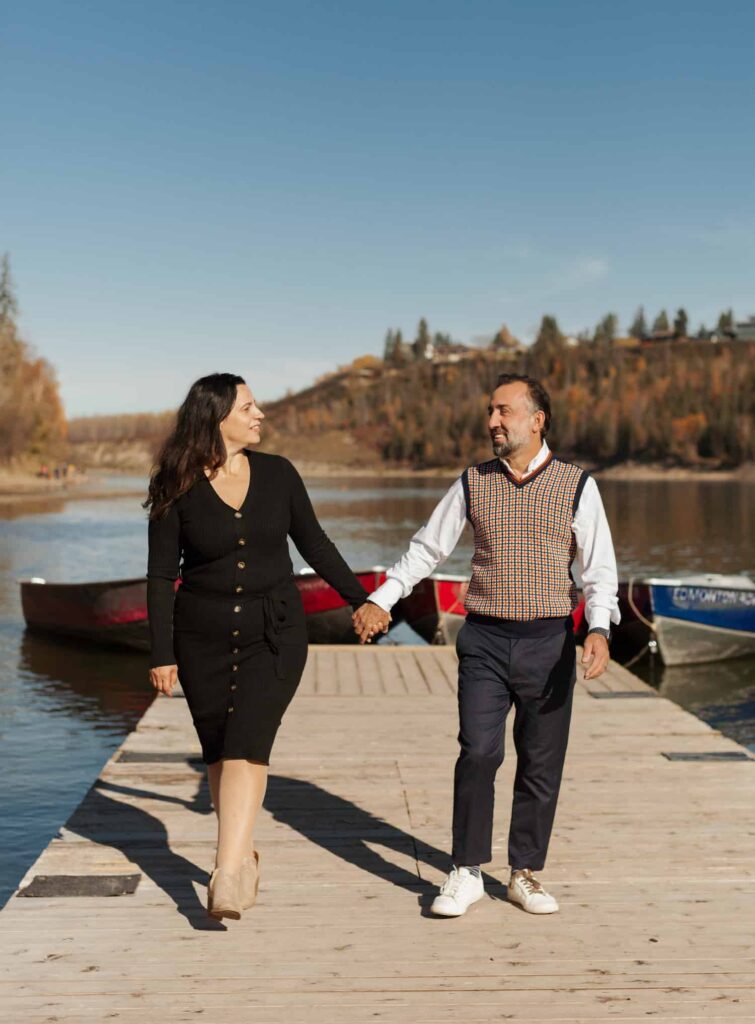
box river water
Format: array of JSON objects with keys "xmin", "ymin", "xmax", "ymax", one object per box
[{"xmin": 1, "ymin": 474, "xmax": 753, "ymax": 905}]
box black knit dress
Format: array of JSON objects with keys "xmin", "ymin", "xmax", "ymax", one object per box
[{"xmin": 147, "ymin": 450, "xmax": 369, "ymax": 764}]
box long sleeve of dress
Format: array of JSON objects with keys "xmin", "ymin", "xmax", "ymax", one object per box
[
  {"xmin": 287, "ymin": 463, "xmax": 370, "ymax": 609},
  {"xmin": 146, "ymin": 502, "xmax": 182, "ymax": 668}
]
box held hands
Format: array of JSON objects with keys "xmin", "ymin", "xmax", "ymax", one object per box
[
  {"xmin": 352, "ymin": 602, "xmax": 391, "ymax": 644},
  {"xmin": 581, "ymin": 633, "xmax": 610, "ymax": 680},
  {"xmin": 149, "ymin": 664, "xmax": 178, "ymax": 697}
]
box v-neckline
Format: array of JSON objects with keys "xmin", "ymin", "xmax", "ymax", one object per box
[{"xmin": 205, "ymin": 450, "xmax": 253, "ymax": 512}]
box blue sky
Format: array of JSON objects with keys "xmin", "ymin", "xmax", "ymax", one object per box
[{"xmin": 2, "ymin": 0, "xmax": 753, "ymax": 416}]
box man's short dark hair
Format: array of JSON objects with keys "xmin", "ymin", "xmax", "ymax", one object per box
[{"xmin": 495, "ymin": 373, "xmax": 552, "ymax": 437}]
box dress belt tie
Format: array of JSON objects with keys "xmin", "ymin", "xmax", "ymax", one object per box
[{"xmin": 262, "ymin": 590, "xmax": 288, "ymax": 680}]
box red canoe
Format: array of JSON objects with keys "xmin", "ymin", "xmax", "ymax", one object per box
[{"xmin": 19, "ymin": 569, "xmax": 388, "ymax": 651}]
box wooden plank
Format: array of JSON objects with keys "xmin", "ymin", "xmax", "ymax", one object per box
[
  {"xmin": 357, "ymin": 649, "xmax": 385, "ymax": 696},
  {"xmin": 393, "ymin": 650, "xmax": 431, "ymax": 695}
]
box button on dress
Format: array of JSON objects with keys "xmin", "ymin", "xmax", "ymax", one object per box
[{"xmin": 147, "ymin": 451, "xmax": 369, "ymax": 764}]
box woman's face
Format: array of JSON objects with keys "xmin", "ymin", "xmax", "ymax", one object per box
[{"xmin": 219, "ymin": 383, "xmax": 265, "ymax": 449}]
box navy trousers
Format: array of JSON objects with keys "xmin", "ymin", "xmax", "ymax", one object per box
[{"xmin": 451, "ymin": 617, "xmax": 576, "ymax": 870}]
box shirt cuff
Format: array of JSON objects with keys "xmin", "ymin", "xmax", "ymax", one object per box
[
  {"xmin": 369, "ymin": 578, "xmax": 404, "ymax": 612},
  {"xmin": 586, "ymin": 606, "xmax": 612, "ymax": 632}
]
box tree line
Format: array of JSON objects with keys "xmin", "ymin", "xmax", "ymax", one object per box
[
  {"xmin": 384, "ymin": 306, "xmax": 740, "ymax": 364},
  {"xmin": 0, "ymin": 255, "xmax": 66, "ymax": 464},
  {"xmin": 265, "ymin": 313, "xmax": 753, "ymax": 468}
]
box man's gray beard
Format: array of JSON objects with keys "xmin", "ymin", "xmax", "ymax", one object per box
[{"xmin": 493, "ymin": 438, "xmax": 519, "ymax": 459}]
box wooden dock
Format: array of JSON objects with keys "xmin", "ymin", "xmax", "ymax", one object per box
[{"xmin": 2, "ymin": 647, "xmax": 754, "ymax": 1023}]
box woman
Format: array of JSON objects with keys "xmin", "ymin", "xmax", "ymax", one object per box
[{"xmin": 145, "ymin": 373, "xmax": 373, "ymax": 921}]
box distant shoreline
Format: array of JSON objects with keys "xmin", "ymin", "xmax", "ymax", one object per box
[
  {"xmin": 1, "ymin": 459, "xmax": 752, "ymax": 504},
  {"xmin": 298, "ymin": 460, "xmax": 755, "ymax": 483},
  {"xmin": 0, "ymin": 471, "xmax": 146, "ymax": 505}
]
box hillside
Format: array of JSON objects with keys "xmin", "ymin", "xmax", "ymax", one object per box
[
  {"xmin": 259, "ymin": 339, "xmax": 754, "ymax": 471},
  {"xmin": 56, "ymin": 338, "xmax": 754, "ymax": 475}
]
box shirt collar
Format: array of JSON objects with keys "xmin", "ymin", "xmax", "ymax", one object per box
[{"xmin": 501, "ymin": 440, "xmax": 550, "ymax": 478}]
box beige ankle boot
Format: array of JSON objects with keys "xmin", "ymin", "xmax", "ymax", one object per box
[
  {"xmin": 240, "ymin": 851, "xmax": 260, "ymax": 910},
  {"xmin": 207, "ymin": 867, "xmax": 242, "ymax": 920}
]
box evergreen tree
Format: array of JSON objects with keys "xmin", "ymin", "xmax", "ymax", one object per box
[
  {"xmin": 393, "ymin": 329, "xmax": 409, "ymax": 366},
  {"xmin": 529, "ymin": 315, "xmax": 566, "ymax": 379},
  {"xmin": 673, "ymin": 308, "xmax": 689, "ymax": 339},
  {"xmin": 696, "ymin": 323, "xmax": 709, "ymax": 340},
  {"xmin": 383, "ymin": 328, "xmax": 397, "ymax": 364},
  {"xmin": 490, "ymin": 324, "xmax": 519, "ymax": 350},
  {"xmin": 652, "ymin": 309, "xmax": 670, "ymax": 334},
  {"xmin": 533, "ymin": 315, "xmax": 563, "ymax": 352},
  {"xmin": 594, "ymin": 313, "xmax": 618, "ymax": 345},
  {"xmin": 629, "ymin": 306, "xmax": 647, "ymax": 339},
  {"xmin": 0, "ymin": 253, "xmax": 19, "ymax": 324},
  {"xmin": 717, "ymin": 308, "xmax": 734, "ymax": 333},
  {"xmin": 412, "ymin": 318, "xmax": 431, "ymax": 361}
]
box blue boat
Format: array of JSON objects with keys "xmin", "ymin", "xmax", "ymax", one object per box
[{"xmin": 645, "ymin": 573, "xmax": 755, "ymax": 665}]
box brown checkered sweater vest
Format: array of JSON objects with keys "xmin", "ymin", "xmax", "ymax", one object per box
[{"xmin": 461, "ymin": 453, "xmax": 589, "ymax": 620}]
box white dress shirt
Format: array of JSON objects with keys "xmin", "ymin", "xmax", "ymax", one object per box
[{"xmin": 369, "ymin": 441, "xmax": 620, "ymax": 631}]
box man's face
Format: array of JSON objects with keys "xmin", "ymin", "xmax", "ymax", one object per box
[{"xmin": 487, "ymin": 382, "xmax": 542, "ymax": 458}]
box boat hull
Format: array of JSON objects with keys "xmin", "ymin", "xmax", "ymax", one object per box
[
  {"xmin": 20, "ymin": 578, "xmax": 152, "ymax": 651},
  {"xmin": 296, "ymin": 570, "xmax": 388, "ymax": 644},
  {"xmin": 648, "ymin": 578, "xmax": 755, "ymax": 666},
  {"xmin": 653, "ymin": 616, "xmax": 755, "ymax": 666},
  {"xmin": 396, "ymin": 576, "xmax": 469, "ymax": 645},
  {"xmin": 20, "ymin": 570, "xmax": 388, "ymax": 651}
]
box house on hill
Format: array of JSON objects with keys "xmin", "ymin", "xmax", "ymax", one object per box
[
  {"xmin": 733, "ymin": 315, "xmax": 755, "ymax": 341},
  {"xmin": 695, "ymin": 315, "xmax": 755, "ymax": 343},
  {"xmin": 433, "ymin": 342, "xmax": 474, "ymax": 364},
  {"xmin": 613, "ymin": 336, "xmax": 642, "ymax": 350},
  {"xmin": 643, "ymin": 328, "xmax": 677, "ymax": 344}
]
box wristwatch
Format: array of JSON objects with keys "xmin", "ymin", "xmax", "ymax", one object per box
[{"xmin": 587, "ymin": 627, "xmax": 611, "ymax": 641}]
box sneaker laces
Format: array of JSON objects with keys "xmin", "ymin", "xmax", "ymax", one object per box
[
  {"xmin": 440, "ymin": 868, "xmax": 469, "ymax": 898},
  {"xmin": 514, "ymin": 870, "xmax": 543, "ymax": 895}
]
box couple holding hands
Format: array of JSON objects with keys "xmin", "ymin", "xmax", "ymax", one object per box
[{"xmin": 146, "ymin": 371, "xmax": 618, "ymax": 921}]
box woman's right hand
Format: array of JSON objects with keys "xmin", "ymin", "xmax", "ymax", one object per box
[{"xmin": 149, "ymin": 664, "xmax": 178, "ymax": 697}]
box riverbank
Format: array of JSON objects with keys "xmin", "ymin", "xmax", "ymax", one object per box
[
  {"xmin": 0, "ymin": 478, "xmax": 147, "ymax": 506},
  {"xmin": 2, "ymin": 459, "xmax": 752, "ymax": 499}
]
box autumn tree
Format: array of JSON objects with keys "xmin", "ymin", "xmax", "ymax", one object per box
[{"xmin": 0, "ymin": 255, "xmax": 66, "ymax": 463}]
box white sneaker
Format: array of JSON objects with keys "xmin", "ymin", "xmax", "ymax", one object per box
[
  {"xmin": 507, "ymin": 869, "xmax": 559, "ymax": 914},
  {"xmin": 430, "ymin": 867, "xmax": 485, "ymax": 917}
]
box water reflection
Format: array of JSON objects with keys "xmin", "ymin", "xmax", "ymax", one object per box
[
  {"xmin": 17, "ymin": 632, "xmax": 152, "ymax": 729},
  {"xmin": 632, "ymin": 650, "xmax": 755, "ymax": 752},
  {"xmin": 601, "ymin": 480, "xmax": 754, "ymax": 576}
]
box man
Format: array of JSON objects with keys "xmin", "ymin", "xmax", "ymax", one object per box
[{"xmin": 353, "ymin": 373, "xmax": 619, "ymax": 916}]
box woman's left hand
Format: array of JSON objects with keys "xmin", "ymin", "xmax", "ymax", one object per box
[{"xmin": 149, "ymin": 663, "xmax": 179, "ymax": 696}]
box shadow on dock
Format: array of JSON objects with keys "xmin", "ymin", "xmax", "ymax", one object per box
[
  {"xmin": 67, "ymin": 772, "xmax": 224, "ymax": 931},
  {"xmin": 65, "ymin": 770, "xmax": 504, "ymax": 926},
  {"xmin": 264, "ymin": 774, "xmax": 505, "ymax": 910}
]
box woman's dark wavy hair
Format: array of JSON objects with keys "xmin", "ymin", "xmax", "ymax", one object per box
[{"xmin": 144, "ymin": 373, "xmax": 246, "ymax": 520}]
